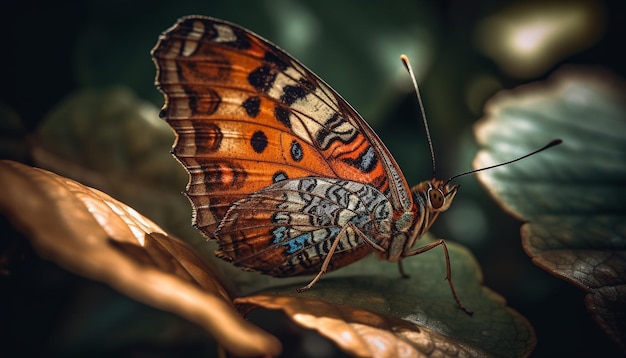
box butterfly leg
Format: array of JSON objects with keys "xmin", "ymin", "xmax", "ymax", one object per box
[
  {"xmin": 397, "ymin": 260, "xmax": 410, "ymax": 279},
  {"xmin": 404, "ymin": 239, "xmax": 473, "ymax": 315},
  {"xmin": 297, "ymin": 222, "xmax": 364, "ymax": 293}
]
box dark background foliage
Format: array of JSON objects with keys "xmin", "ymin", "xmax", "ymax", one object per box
[{"xmin": 1, "ymin": 0, "xmax": 624, "ymax": 356}]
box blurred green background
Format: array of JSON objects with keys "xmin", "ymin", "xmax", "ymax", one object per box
[{"xmin": 1, "ymin": 0, "xmax": 624, "ymax": 357}]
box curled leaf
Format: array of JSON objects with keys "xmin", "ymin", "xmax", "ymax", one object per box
[
  {"xmin": 0, "ymin": 160, "xmax": 281, "ymax": 357},
  {"xmin": 474, "ymin": 67, "xmax": 626, "ymax": 351},
  {"xmin": 243, "ymin": 238, "xmax": 535, "ymax": 357},
  {"xmin": 237, "ymin": 295, "xmax": 489, "ymax": 358}
]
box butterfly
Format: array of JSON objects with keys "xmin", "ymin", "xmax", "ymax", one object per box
[{"xmin": 152, "ymin": 16, "xmax": 471, "ymax": 313}]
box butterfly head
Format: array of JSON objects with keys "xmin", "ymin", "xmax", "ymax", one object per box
[{"xmin": 412, "ymin": 179, "xmax": 459, "ymax": 213}]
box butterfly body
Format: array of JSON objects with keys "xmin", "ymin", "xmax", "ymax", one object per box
[{"xmin": 152, "ymin": 16, "xmax": 459, "ymax": 287}]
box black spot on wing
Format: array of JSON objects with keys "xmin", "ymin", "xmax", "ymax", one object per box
[
  {"xmin": 250, "ymin": 130, "xmax": 268, "ymax": 153},
  {"xmin": 242, "ymin": 96, "xmax": 261, "ymax": 117},
  {"xmin": 275, "ymin": 105, "xmax": 292, "ymax": 129},
  {"xmin": 281, "ymin": 84, "xmax": 307, "ymax": 105},
  {"xmin": 248, "ymin": 65, "xmax": 276, "ymax": 92}
]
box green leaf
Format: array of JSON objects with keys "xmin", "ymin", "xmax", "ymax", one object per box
[
  {"xmin": 247, "ymin": 237, "xmax": 535, "ymax": 357},
  {"xmin": 474, "ymin": 67, "xmax": 626, "ymax": 352}
]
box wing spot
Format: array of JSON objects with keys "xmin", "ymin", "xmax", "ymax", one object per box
[
  {"xmin": 250, "ymin": 130, "xmax": 268, "ymax": 153},
  {"xmin": 290, "ymin": 140, "xmax": 303, "ymax": 162},
  {"xmin": 272, "ymin": 171, "xmax": 289, "ymax": 183},
  {"xmin": 242, "ymin": 96, "xmax": 261, "ymax": 117},
  {"xmin": 281, "ymin": 84, "xmax": 307, "ymax": 105},
  {"xmin": 274, "ymin": 105, "xmax": 292, "ymax": 129},
  {"xmin": 248, "ymin": 65, "xmax": 276, "ymax": 92}
]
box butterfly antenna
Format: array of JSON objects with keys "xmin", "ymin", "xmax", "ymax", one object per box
[
  {"xmin": 444, "ymin": 139, "xmax": 563, "ymax": 186},
  {"xmin": 401, "ymin": 54, "xmax": 437, "ymax": 177}
]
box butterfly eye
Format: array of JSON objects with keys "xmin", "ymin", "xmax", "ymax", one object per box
[{"xmin": 428, "ymin": 188, "xmax": 445, "ymax": 210}]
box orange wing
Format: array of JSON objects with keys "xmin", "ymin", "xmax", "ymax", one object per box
[{"xmin": 152, "ymin": 16, "xmax": 413, "ymax": 237}]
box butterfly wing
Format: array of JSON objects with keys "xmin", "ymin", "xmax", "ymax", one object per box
[
  {"xmin": 216, "ymin": 177, "xmax": 393, "ymax": 275},
  {"xmin": 152, "ymin": 16, "xmax": 413, "ymax": 240}
]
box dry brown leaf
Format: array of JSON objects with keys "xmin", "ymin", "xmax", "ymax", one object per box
[
  {"xmin": 236, "ymin": 295, "xmax": 489, "ymax": 358},
  {"xmin": 0, "ymin": 160, "xmax": 281, "ymax": 357}
]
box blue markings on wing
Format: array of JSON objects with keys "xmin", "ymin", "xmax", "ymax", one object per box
[
  {"xmin": 271, "ymin": 226, "xmax": 344, "ymax": 254},
  {"xmin": 286, "ymin": 233, "xmax": 311, "ymax": 254},
  {"xmin": 272, "ymin": 226, "xmax": 288, "ymax": 244}
]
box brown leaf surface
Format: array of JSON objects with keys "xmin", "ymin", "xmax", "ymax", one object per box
[
  {"xmin": 0, "ymin": 160, "xmax": 281, "ymax": 357},
  {"xmin": 237, "ymin": 295, "xmax": 489, "ymax": 358}
]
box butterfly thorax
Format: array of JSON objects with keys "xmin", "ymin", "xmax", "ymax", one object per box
[{"xmin": 380, "ymin": 179, "xmax": 459, "ymax": 262}]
